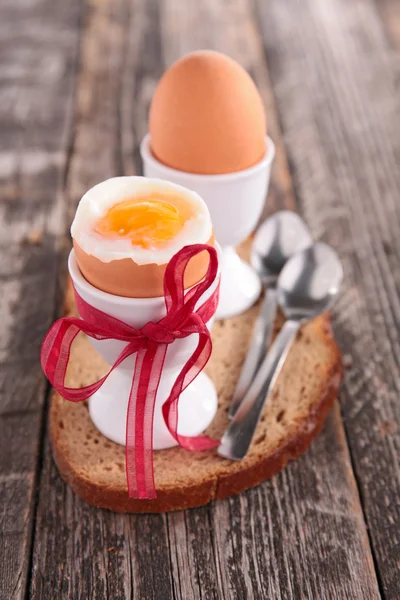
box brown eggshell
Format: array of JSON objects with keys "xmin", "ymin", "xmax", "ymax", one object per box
[
  {"xmin": 149, "ymin": 50, "xmax": 267, "ymax": 175},
  {"xmin": 73, "ymin": 234, "xmax": 215, "ymax": 298}
]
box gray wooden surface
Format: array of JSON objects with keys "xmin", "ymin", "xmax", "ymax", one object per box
[{"xmin": 0, "ymin": 0, "xmax": 399, "ymax": 598}]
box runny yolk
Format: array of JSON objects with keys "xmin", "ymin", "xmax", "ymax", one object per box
[{"xmin": 94, "ymin": 198, "xmax": 186, "ymax": 248}]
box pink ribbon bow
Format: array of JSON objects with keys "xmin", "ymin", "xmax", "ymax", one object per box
[{"xmin": 41, "ymin": 244, "xmax": 220, "ymax": 499}]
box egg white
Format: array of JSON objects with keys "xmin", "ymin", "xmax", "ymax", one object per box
[{"xmin": 71, "ymin": 176, "xmax": 213, "ymax": 265}]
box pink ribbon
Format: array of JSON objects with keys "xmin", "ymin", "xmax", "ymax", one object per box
[{"xmin": 41, "ymin": 244, "xmax": 220, "ymax": 499}]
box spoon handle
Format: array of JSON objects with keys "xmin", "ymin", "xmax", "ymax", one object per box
[
  {"xmin": 228, "ymin": 288, "xmax": 278, "ymax": 420},
  {"xmin": 218, "ymin": 319, "xmax": 300, "ymax": 461}
]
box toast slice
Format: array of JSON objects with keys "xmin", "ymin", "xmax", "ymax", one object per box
[{"xmin": 50, "ymin": 276, "xmax": 342, "ymax": 513}]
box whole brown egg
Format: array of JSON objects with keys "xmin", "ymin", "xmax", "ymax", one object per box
[{"xmin": 149, "ymin": 51, "xmax": 267, "ymax": 175}]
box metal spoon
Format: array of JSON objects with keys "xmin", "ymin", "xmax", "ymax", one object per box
[
  {"xmin": 219, "ymin": 242, "xmax": 343, "ymax": 460},
  {"xmin": 228, "ymin": 211, "xmax": 312, "ymax": 420}
]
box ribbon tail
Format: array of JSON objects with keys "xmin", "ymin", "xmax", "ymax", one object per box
[
  {"xmin": 162, "ymin": 329, "xmax": 219, "ymax": 452},
  {"xmin": 126, "ymin": 341, "xmax": 168, "ymax": 499}
]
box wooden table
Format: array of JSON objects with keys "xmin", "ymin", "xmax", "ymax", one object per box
[{"xmin": 1, "ymin": 0, "xmax": 399, "ymax": 598}]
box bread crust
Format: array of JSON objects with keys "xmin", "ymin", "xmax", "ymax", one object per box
[{"xmin": 50, "ymin": 316, "xmax": 342, "ymax": 513}]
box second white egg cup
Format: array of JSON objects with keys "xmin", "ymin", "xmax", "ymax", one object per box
[
  {"xmin": 141, "ymin": 134, "xmax": 275, "ymax": 319},
  {"xmin": 68, "ymin": 249, "xmax": 219, "ymax": 450}
]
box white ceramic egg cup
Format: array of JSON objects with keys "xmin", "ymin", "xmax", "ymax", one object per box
[
  {"xmin": 69, "ymin": 249, "xmax": 220, "ymax": 450},
  {"xmin": 141, "ymin": 134, "xmax": 275, "ymax": 319}
]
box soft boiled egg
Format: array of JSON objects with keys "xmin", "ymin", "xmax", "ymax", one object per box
[
  {"xmin": 149, "ymin": 50, "xmax": 267, "ymax": 175},
  {"xmin": 71, "ymin": 177, "xmax": 214, "ymax": 298}
]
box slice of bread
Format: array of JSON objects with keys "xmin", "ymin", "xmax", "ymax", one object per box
[{"xmin": 50, "ymin": 267, "xmax": 342, "ymax": 513}]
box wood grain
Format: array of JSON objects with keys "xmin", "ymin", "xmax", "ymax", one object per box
[
  {"xmin": 0, "ymin": 413, "xmax": 41, "ymax": 600},
  {"xmin": 27, "ymin": 0, "xmax": 382, "ymax": 598},
  {"xmin": 32, "ymin": 406, "xmax": 381, "ymax": 599},
  {"xmin": 0, "ymin": 0, "xmax": 81, "ymax": 598},
  {"xmin": 255, "ymin": 0, "xmax": 400, "ymax": 597}
]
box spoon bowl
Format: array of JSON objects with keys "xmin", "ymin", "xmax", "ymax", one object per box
[
  {"xmin": 279, "ymin": 243, "xmax": 343, "ymax": 322},
  {"xmin": 251, "ymin": 210, "xmax": 312, "ymax": 286}
]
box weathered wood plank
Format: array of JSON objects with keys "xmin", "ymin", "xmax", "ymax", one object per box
[
  {"xmin": 207, "ymin": 405, "xmax": 378, "ymax": 600},
  {"xmin": 30, "ymin": 1, "xmax": 174, "ymax": 598},
  {"xmin": 31, "ymin": 437, "xmax": 175, "ymax": 599},
  {"xmin": 0, "ymin": 2, "xmax": 80, "ymax": 411},
  {"xmin": 0, "ymin": 0, "xmax": 82, "ymax": 597},
  {"xmin": 28, "ymin": 0, "xmax": 382, "ymax": 599},
  {"xmin": 255, "ymin": 0, "xmax": 400, "ymax": 597},
  {"xmin": 32, "ymin": 409, "xmax": 380, "ymax": 599},
  {"xmin": 0, "ymin": 413, "xmax": 41, "ymax": 600}
]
